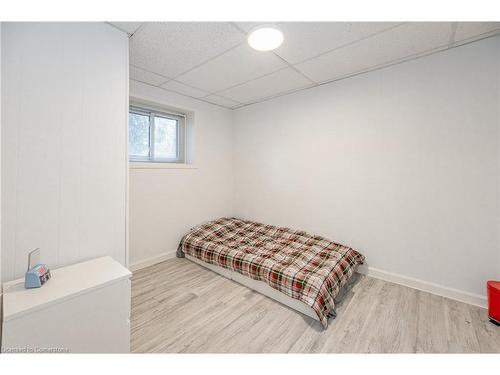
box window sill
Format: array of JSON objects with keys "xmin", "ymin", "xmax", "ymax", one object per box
[{"xmin": 129, "ymin": 162, "xmax": 197, "ymax": 170}]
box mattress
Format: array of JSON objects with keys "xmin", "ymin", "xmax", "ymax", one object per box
[{"xmin": 177, "ymin": 217, "xmax": 365, "ymax": 327}]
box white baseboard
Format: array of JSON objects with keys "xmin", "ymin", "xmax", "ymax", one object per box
[
  {"xmin": 129, "ymin": 252, "xmax": 488, "ymax": 309},
  {"xmin": 357, "ymin": 265, "xmax": 487, "ymax": 308},
  {"xmin": 129, "ymin": 251, "xmax": 177, "ymax": 272}
]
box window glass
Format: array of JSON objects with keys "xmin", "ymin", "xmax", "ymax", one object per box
[
  {"xmin": 128, "ymin": 106, "xmax": 185, "ymax": 163},
  {"xmin": 129, "ymin": 112, "xmax": 150, "ymax": 159},
  {"xmin": 154, "ymin": 116, "xmax": 178, "ymax": 160}
]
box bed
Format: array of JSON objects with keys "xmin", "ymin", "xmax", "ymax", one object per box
[{"xmin": 177, "ymin": 217, "xmax": 364, "ymax": 328}]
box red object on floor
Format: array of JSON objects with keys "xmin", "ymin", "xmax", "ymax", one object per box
[{"xmin": 487, "ymin": 281, "xmax": 500, "ymax": 325}]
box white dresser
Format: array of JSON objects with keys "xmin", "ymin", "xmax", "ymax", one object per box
[{"xmin": 1, "ymin": 256, "xmax": 131, "ymax": 353}]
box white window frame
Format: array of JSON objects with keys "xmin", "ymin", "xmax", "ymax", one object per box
[{"xmin": 129, "ymin": 105, "xmax": 186, "ymax": 163}]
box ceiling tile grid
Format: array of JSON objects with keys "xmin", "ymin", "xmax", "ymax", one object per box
[
  {"xmin": 175, "ymin": 44, "xmax": 287, "ymax": 93},
  {"xmin": 160, "ymin": 80, "xmax": 210, "ymax": 99},
  {"xmin": 129, "ymin": 22, "xmax": 245, "ymax": 78},
  {"xmin": 452, "ymin": 22, "xmax": 500, "ymax": 45},
  {"xmin": 108, "ymin": 22, "xmax": 143, "ymax": 35},
  {"xmin": 217, "ymin": 67, "xmax": 314, "ymax": 104},
  {"xmin": 112, "ymin": 22, "xmax": 500, "ymax": 109},
  {"xmin": 204, "ymin": 94, "xmax": 242, "ymax": 108},
  {"xmin": 236, "ymin": 21, "xmax": 404, "ymax": 64},
  {"xmin": 295, "ymin": 22, "xmax": 455, "ymax": 84},
  {"xmin": 129, "ymin": 65, "xmax": 169, "ymax": 86}
]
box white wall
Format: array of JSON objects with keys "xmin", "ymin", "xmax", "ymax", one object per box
[
  {"xmin": 0, "ymin": 22, "xmax": 2, "ymax": 285},
  {"xmin": 1, "ymin": 23, "xmax": 129, "ymax": 282},
  {"xmin": 498, "ymin": 35, "xmax": 500, "ymax": 295},
  {"xmin": 233, "ymin": 36, "xmax": 500, "ymax": 302},
  {"xmin": 0, "ymin": 21, "xmax": 3, "ymax": 342},
  {"xmin": 129, "ymin": 80, "xmax": 233, "ymax": 267}
]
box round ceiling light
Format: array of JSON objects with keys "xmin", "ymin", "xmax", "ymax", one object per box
[{"xmin": 248, "ymin": 26, "xmax": 284, "ymax": 51}]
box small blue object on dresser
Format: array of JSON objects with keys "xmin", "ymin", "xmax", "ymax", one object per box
[{"xmin": 25, "ymin": 248, "xmax": 51, "ymax": 289}]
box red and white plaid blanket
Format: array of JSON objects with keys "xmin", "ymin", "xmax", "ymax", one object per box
[{"xmin": 178, "ymin": 217, "xmax": 364, "ymax": 327}]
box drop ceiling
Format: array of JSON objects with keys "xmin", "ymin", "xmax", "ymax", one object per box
[{"xmin": 109, "ymin": 22, "xmax": 500, "ymax": 109}]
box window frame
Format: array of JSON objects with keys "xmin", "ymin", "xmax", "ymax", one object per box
[{"xmin": 129, "ymin": 105, "xmax": 186, "ymax": 163}]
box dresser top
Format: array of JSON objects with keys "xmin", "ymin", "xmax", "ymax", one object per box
[{"xmin": 2, "ymin": 256, "xmax": 131, "ymax": 321}]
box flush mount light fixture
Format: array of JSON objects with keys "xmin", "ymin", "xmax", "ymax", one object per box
[{"xmin": 248, "ymin": 26, "xmax": 284, "ymax": 51}]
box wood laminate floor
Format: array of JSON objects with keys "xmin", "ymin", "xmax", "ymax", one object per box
[{"xmin": 130, "ymin": 258, "xmax": 500, "ymax": 353}]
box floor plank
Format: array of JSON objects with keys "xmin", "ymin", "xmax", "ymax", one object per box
[
  {"xmin": 443, "ymin": 298, "xmax": 481, "ymax": 353},
  {"xmin": 130, "ymin": 258, "xmax": 500, "ymax": 353},
  {"xmin": 416, "ymin": 292, "xmax": 449, "ymax": 353}
]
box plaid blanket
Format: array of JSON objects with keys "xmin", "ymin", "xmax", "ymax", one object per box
[{"xmin": 177, "ymin": 217, "xmax": 364, "ymax": 328}]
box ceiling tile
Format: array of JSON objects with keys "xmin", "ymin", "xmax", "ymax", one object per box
[
  {"xmin": 130, "ymin": 65, "xmax": 169, "ymax": 86},
  {"xmin": 276, "ymin": 22, "xmax": 402, "ymax": 64},
  {"xmin": 295, "ymin": 22, "xmax": 454, "ymax": 84},
  {"xmin": 218, "ymin": 68, "xmax": 313, "ymax": 104},
  {"xmin": 175, "ymin": 44, "xmax": 287, "ymax": 93},
  {"xmin": 204, "ymin": 95, "xmax": 242, "ymax": 108},
  {"xmin": 454, "ymin": 22, "xmax": 500, "ymax": 44},
  {"xmin": 130, "ymin": 22, "xmax": 245, "ymax": 78},
  {"xmin": 235, "ymin": 22, "xmax": 402, "ymax": 64},
  {"xmin": 109, "ymin": 22, "xmax": 143, "ymax": 35},
  {"xmin": 233, "ymin": 22, "xmax": 270, "ymax": 33},
  {"xmin": 160, "ymin": 80, "xmax": 210, "ymax": 98}
]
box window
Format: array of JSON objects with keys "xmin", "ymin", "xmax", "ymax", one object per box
[{"xmin": 128, "ymin": 105, "xmax": 186, "ymax": 163}]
